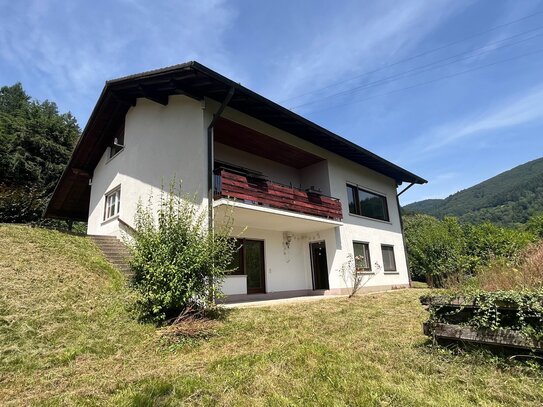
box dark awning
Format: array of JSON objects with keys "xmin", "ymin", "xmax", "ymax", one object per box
[{"xmin": 45, "ymin": 61, "xmax": 426, "ymax": 221}]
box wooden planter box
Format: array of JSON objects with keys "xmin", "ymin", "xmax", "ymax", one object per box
[
  {"xmin": 421, "ymin": 296, "xmax": 543, "ymax": 351},
  {"xmin": 423, "ymin": 322, "xmax": 543, "ymax": 350}
]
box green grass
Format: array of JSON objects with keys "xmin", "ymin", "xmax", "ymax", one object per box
[
  {"xmin": 1, "ymin": 224, "xmax": 542, "ymax": 406},
  {"xmin": 411, "ymin": 281, "xmax": 429, "ymax": 289}
]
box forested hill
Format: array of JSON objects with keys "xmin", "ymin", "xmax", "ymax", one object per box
[{"xmin": 403, "ymin": 157, "xmax": 543, "ymax": 227}]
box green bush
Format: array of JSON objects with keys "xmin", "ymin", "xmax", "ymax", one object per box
[
  {"xmin": 403, "ymin": 214, "xmax": 535, "ymax": 287},
  {"xmin": 464, "ymin": 222, "xmax": 534, "ymax": 270},
  {"xmin": 404, "ymin": 214, "xmax": 469, "ymax": 287},
  {"xmin": 128, "ymin": 185, "xmax": 237, "ymax": 324},
  {"xmin": 526, "ymin": 213, "xmax": 543, "ymax": 239}
]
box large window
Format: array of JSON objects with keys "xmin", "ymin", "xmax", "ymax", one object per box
[
  {"xmin": 353, "ymin": 242, "xmax": 372, "ymax": 272},
  {"xmin": 381, "ymin": 245, "xmax": 397, "ymax": 272},
  {"xmin": 346, "ymin": 184, "xmax": 389, "ymax": 221},
  {"xmin": 226, "ymin": 238, "xmax": 266, "ymax": 293},
  {"xmin": 228, "ymin": 238, "xmax": 244, "ymax": 275},
  {"xmin": 103, "ymin": 187, "xmax": 121, "ymax": 220}
]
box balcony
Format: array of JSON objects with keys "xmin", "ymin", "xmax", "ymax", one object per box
[{"xmin": 214, "ymin": 168, "xmax": 342, "ymax": 221}]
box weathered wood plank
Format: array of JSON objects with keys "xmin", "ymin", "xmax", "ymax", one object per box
[
  {"xmin": 424, "ymin": 322, "xmax": 543, "ymax": 350},
  {"xmin": 217, "ymin": 169, "xmax": 342, "ymax": 220}
]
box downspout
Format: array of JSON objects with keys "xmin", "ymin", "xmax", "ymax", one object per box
[
  {"xmin": 207, "ymin": 87, "xmax": 235, "ymax": 232},
  {"xmin": 396, "ymin": 182, "xmax": 415, "ymax": 288},
  {"xmin": 206, "ymin": 87, "xmax": 235, "ymax": 305}
]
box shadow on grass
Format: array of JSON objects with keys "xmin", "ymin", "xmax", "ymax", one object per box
[{"xmin": 415, "ymin": 336, "xmax": 543, "ymax": 372}]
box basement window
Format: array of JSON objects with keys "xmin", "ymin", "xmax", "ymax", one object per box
[
  {"xmin": 381, "ymin": 245, "xmax": 397, "ymax": 272},
  {"xmin": 347, "ymin": 184, "xmax": 389, "ymax": 222},
  {"xmin": 353, "ymin": 242, "xmax": 372, "ymax": 272},
  {"xmin": 104, "ymin": 187, "xmax": 121, "ymax": 221}
]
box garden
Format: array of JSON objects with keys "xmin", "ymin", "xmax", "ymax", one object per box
[{"xmin": 405, "ymin": 214, "xmax": 543, "ymax": 355}]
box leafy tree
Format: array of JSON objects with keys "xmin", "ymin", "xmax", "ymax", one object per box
[{"xmin": 0, "ymin": 83, "xmax": 80, "ymax": 223}]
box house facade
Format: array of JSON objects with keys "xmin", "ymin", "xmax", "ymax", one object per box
[{"xmin": 46, "ymin": 62, "xmax": 426, "ymax": 301}]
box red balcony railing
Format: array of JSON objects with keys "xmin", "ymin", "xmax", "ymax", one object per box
[{"xmin": 214, "ymin": 169, "xmax": 342, "ymax": 221}]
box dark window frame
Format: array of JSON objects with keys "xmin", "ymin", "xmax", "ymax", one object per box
[
  {"xmin": 346, "ymin": 184, "xmax": 389, "ymax": 222},
  {"xmin": 228, "ymin": 238, "xmax": 244, "ymax": 275},
  {"xmin": 381, "ymin": 244, "xmax": 397, "ymax": 272},
  {"xmin": 109, "ymin": 124, "xmax": 125, "ymax": 159},
  {"xmin": 353, "ymin": 241, "xmax": 372, "ymax": 272}
]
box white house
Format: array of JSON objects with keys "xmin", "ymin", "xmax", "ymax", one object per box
[{"xmin": 45, "ymin": 62, "xmax": 426, "ymax": 301}]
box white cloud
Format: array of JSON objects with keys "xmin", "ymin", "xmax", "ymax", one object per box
[
  {"xmin": 263, "ymin": 0, "xmax": 468, "ymax": 105},
  {"xmin": 421, "ymin": 85, "xmax": 543, "ymax": 152},
  {"xmin": 0, "ymin": 0, "xmax": 238, "ymax": 121}
]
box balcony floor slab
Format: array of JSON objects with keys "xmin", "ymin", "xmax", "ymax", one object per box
[{"xmin": 213, "ymin": 198, "xmax": 343, "ymax": 233}]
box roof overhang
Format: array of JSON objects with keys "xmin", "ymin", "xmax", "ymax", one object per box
[{"xmin": 45, "ymin": 61, "xmax": 427, "ymax": 220}]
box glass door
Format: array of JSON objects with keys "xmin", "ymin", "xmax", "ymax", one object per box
[
  {"xmin": 244, "ymin": 240, "xmax": 265, "ymax": 294},
  {"xmin": 310, "ymin": 241, "xmax": 329, "ymax": 290}
]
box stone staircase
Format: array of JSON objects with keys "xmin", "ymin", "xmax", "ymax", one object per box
[{"xmin": 89, "ymin": 235, "xmax": 132, "ymax": 277}]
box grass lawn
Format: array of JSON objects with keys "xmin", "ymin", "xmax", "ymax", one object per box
[
  {"xmin": 1, "ymin": 224, "xmax": 542, "ymax": 406},
  {"xmin": 411, "ymin": 281, "xmax": 429, "ymax": 289}
]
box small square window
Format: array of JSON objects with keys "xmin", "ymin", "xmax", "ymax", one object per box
[
  {"xmin": 104, "ymin": 187, "xmax": 121, "ymax": 220},
  {"xmin": 381, "ymin": 245, "xmax": 397, "ymax": 272},
  {"xmin": 353, "ymin": 242, "xmax": 371, "ymax": 272}
]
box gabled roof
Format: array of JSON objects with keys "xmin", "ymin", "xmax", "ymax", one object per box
[{"xmin": 45, "ymin": 61, "xmax": 426, "ymax": 220}]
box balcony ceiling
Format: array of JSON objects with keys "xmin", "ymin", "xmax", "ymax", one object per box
[{"xmin": 215, "ymin": 118, "xmax": 323, "ymax": 169}]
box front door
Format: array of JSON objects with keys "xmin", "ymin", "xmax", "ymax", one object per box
[
  {"xmin": 310, "ymin": 241, "xmax": 329, "ymax": 290},
  {"xmin": 244, "ymin": 240, "xmax": 265, "ymax": 294}
]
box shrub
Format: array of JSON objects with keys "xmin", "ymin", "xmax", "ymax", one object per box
[
  {"xmin": 464, "ymin": 222, "xmax": 534, "ymax": 270},
  {"xmin": 403, "ymin": 214, "xmax": 535, "ymax": 287},
  {"xmin": 128, "ymin": 184, "xmax": 237, "ymax": 324},
  {"xmin": 526, "ymin": 213, "xmax": 543, "ymax": 239},
  {"xmin": 339, "ymin": 254, "xmax": 381, "ymax": 297},
  {"xmin": 403, "ymin": 214, "xmax": 469, "ymax": 287}
]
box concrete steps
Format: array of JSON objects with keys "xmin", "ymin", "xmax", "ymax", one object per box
[{"xmin": 89, "ymin": 235, "xmax": 132, "ymax": 277}]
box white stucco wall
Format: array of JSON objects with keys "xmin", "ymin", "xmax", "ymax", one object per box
[
  {"xmin": 327, "ymin": 157, "xmax": 410, "ymax": 288},
  {"xmin": 87, "ymin": 95, "xmax": 411, "ymax": 294},
  {"xmin": 87, "ymin": 95, "xmax": 207, "ymax": 237},
  {"xmin": 300, "ymin": 160, "xmax": 331, "ymax": 195},
  {"xmin": 214, "ymin": 142, "xmax": 302, "ymax": 186},
  {"xmin": 221, "ymin": 226, "xmax": 320, "ymax": 295},
  {"xmin": 213, "ymin": 102, "xmax": 410, "ymax": 291}
]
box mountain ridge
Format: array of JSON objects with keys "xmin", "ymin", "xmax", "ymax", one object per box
[{"xmin": 403, "ymin": 157, "xmax": 543, "ymax": 226}]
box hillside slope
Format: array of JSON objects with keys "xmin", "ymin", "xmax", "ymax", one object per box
[
  {"xmin": 1, "ymin": 225, "xmax": 542, "ymax": 406},
  {"xmin": 404, "ymin": 157, "xmax": 543, "ymax": 226}
]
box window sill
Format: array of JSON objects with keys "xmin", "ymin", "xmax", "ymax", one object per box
[
  {"xmin": 101, "ymin": 215, "xmax": 119, "ymax": 225},
  {"xmin": 356, "ymin": 271, "xmax": 374, "ymax": 275},
  {"xmin": 384, "ymin": 271, "xmax": 399, "ymax": 275},
  {"xmin": 106, "ymin": 148, "xmax": 124, "ymax": 164},
  {"xmin": 348, "ymin": 212, "xmax": 392, "ymax": 225}
]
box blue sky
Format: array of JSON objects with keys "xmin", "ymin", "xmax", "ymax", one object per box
[{"xmin": 2, "ymin": 0, "xmax": 543, "ymax": 204}]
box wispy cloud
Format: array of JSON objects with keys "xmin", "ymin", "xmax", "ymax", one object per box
[
  {"xmin": 420, "ymin": 85, "xmax": 543, "ymax": 152},
  {"xmin": 0, "ymin": 0, "xmax": 238, "ymax": 121},
  {"xmin": 264, "ymin": 0, "xmax": 468, "ymax": 105}
]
